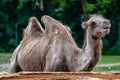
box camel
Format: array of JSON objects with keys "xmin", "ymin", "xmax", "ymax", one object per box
[{"xmin": 8, "ymin": 15, "xmax": 111, "ymax": 73}]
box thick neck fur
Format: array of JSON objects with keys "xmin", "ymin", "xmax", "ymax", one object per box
[
  {"xmin": 73, "ymin": 28, "xmax": 103, "ymax": 71},
  {"xmin": 83, "ymin": 29, "xmax": 102, "ymax": 52}
]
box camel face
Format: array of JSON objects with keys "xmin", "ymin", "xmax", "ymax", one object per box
[
  {"xmin": 89, "ymin": 15, "xmax": 111, "ymax": 38},
  {"xmin": 82, "ymin": 15, "xmax": 111, "ymax": 39}
]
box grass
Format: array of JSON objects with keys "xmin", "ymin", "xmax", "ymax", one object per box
[
  {"xmin": 0, "ymin": 53, "xmax": 120, "ymax": 72},
  {"xmin": 94, "ymin": 66, "xmax": 120, "ymax": 72},
  {"xmin": 0, "ymin": 53, "xmax": 12, "ymax": 64},
  {"xmin": 93, "ymin": 55, "xmax": 120, "ymax": 72},
  {"xmin": 98, "ymin": 56, "xmax": 120, "ymax": 64},
  {"xmin": 0, "ymin": 53, "xmax": 12, "ymax": 72}
]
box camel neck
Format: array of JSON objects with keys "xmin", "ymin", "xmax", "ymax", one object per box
[
  {"xmin": 77, "ymin": 30, "xmax": 103, "ymax": 71},
  {"xmin": 83, "ymin": 30, "xmax": 102, "ymax": 52}
]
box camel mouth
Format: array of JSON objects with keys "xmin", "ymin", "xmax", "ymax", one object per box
[
  {"xmin": 103, "ymin": 26, "xmax": 111, "ymax": 35},
  {"xmin": 103, "ymin": 26, "xmax": 110, "ymax": 29}
]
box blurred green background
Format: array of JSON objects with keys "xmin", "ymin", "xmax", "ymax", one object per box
[{"xmin": 0, "ymin": 0, "xmax": 120, "ymax": 72}]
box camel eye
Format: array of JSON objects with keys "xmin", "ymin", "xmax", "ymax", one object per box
[{"xmin": 91, "ymin": 21, "xmax": 96, "ymax": 27}]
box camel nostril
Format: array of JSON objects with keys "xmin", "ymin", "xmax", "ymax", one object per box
[{"xmin": 103, "ymin": 21, "xmax": 110, "ymax": 25}]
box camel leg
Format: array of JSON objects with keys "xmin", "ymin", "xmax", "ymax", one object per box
[
  {"xmin": 8, "ymin": 59, "xmax": 22, "ymax": 73},
  {"xmin": 44, "ymin": 55, "xmax": 62, "ymax": 71},
  {"xmin": 8, "ymin": 44, "xmax": 22, "ymax": 73}
]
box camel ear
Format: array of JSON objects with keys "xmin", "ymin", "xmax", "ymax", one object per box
[
  {"xmin": 29, "ymin": 17, "xmax": 44, "ymax": 33},
  {"xmin": 82, "ymin": 22, "xmax": 88, "ymax": 29}
]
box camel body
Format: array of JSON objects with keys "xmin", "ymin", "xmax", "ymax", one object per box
[{"xmin": 9, "ymin": 15, "xmax": 111, "ymax": 73}]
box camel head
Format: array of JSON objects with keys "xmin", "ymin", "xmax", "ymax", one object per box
[{"xmin": 82, "ymin": 14, "xmax": 111, "ymax": 39}]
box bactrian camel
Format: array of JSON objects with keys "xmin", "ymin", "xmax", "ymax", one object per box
[{"xmin": 9, "ymin": 14, "xmax": 111, "ymax": 73}]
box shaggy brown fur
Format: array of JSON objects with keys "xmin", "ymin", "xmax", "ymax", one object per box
[{"xmin": 8, "ymin": 15, "xmax": 111, "ymax": 73}]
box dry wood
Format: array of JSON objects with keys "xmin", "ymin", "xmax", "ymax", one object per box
[{"xmin": 0, "ymin": 72, "xmax": 120, "ymax": 80}]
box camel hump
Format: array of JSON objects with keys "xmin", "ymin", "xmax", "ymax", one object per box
[
  {"xmin": 41, "ymin": 15, "xmax": 57, "ymax": 33},
  {"xmin": 29, "ymin": 17, "xmax": 45, "ymax": 33}
]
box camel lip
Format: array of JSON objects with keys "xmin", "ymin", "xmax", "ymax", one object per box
[{"xmin": 103, "ymin": 26, "xmax": 110, "ymax": 29}]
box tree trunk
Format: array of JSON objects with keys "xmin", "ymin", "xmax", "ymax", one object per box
[
  {"xmin": 81, "ymin": 0, "xmax": 88, "ymax": 20},
  {"xmin": 43, "ymin": 0, "xmax": 51, "ymax": 14}
]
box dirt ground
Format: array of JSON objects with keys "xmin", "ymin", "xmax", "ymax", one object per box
[{"xmin": 0, "ymin": 72, "xmax": 120, "ymax": 80}]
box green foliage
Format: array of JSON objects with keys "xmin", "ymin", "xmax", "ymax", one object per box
[
  {"xmin": 86, "ymin": 0, "xmax": 112, "ymax": 14},
  {"xmin": 0, "ymin": 0, "xmax": 43, "ymax": 52},
  {"xmin": 107, "ymin": 42, "xmax": 120, "ymax": 55},
  {"xmin": 86, "ymin": 3, "xmax": 96, "ymax": 12},
  {"xmin": 0, "ymin": 0, "xmax": 119, "ymax": 55}
]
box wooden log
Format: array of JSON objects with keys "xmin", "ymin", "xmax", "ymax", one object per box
[{"xmin": 0, "ymin": 72, "xmax": 120, "ymax": 80}]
